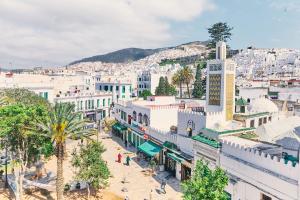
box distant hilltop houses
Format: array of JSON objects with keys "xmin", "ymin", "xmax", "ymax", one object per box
[{"xmin": 1, "ymin": 41, "xmax": 300, "ymax": 199}]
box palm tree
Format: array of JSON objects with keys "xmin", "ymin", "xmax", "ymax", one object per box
[
  {"xmin": 172, "ymin": 71, "xmax": 184, "ymax": 98},
  {"xmin": 38, "ymin": 103, "xmax": 90, "ymax": 200},
  {"xmin": 181, "ymin": 66, "xmax": 194, "ymax": 98}
]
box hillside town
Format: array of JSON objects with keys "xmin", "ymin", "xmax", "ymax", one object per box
[
  {"xmin": 1, "ymin": 40, "xmax": 300, "ymax": 200},
  {"xmin": 1, "ymin": 1, "xmax": 300, "ymax": 200}
]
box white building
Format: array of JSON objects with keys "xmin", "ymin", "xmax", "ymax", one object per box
[
  {"xmin": 137, "ymin": 70, "xmax": 162, "ymax": 96},
  {"xmin": 95, "ymin": 81, "xmax": 132, "ymax": 102},
  {"xmin": 221, "ymin": 137, "xmax": 300, "ymax": 200}
]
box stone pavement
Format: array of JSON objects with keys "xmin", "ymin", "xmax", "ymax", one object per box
[{"xmin": 100, "ymin": 133, "xmax": 183, "ymax": 200}]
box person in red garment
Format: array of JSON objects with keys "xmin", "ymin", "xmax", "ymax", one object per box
[{"xmin": 117, "ymin": 153, "xmax": 122, "ymax": 163}]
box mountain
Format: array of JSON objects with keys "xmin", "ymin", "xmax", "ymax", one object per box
[
  {"xmin": 69, "ymin": 41, "xmax": 208, "ymax": 65},
  {"xmin": 69, "ymin": 47, "xmax": 168, "ymax": 65}
]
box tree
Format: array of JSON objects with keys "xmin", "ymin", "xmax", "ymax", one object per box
[
  {"xmin": 181, "ymin": 66, "xmax": 194, "ymax": 98},
  {"xmin": 71, "ymin": 141, "xmax": 110, "ymax": 199},
  {"xmin": 168, "ymin": 85, "xmax": 178, "ymax": 96},
  {"xmin": 207, "ymin": 22, "xmax": 233, "ymax": 49},
  {"xmin": 182, "ymin": 160, "xmax": 229, "ymax": 200},
  {"xmin": 102, "ymin": 117, "xmax": 116, "ymax": 135},
  {"xmin": 155, "ymin": 77, "xmax": 166, "ymax": 96},
  {"xmin": 172, "ymin": 71, "xmax": 184, "ymax": 98},
  {"xmin": 192, "ymin": 62, "xmax": 206, "ymax": 98},
  {"xmin": 37, "ymin": 103, "xmax": 90, "ymax": 200},
  {"xmin": 139, "ymin": 90, "xmax": 152, "ymax": 100},
  {"xmin": 0, "ymin": 104, "xmax": 52, "ymax": 200},
  {"xmin": 164, "ymin": 77, "xmax": 170, "ymax": 95},
  {"xmin": 0, "ymin": 88, "xmax": 49, "ymax": 108}
]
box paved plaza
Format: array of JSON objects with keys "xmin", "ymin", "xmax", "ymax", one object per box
[{"xmin": 100, "ymin": 133, "xmax": 183, "ymax": 200}]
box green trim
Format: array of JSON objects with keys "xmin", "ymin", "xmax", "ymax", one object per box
[
  {"xmin": 192, "ymin": 134, "xmax": 220, "ymax": 148},
  {"xmin": 167, "ymin": 152, "xmax": 184, "ymax": 163},
  {"xmin": 268, "ymin": 91, "xmax": 279, "ymax": 96},
  {"xmin": 203, "ymin": 127, "xmax": 256, "ymax": 135},
  {"xmin": 138, "ymin": 141, "xmax": 162, "ymax": 157}
]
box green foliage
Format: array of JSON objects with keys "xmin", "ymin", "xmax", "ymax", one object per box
[
  {"xmin": 71, "ymin": 141, "xmax": 110, "ymax": 189},
  {"xmin": 172, "ymin": 71, "xmax": 184, "ymax": 98},
  {"xmin": 155, "ymin": 77, "xmax": 166, "ymax": 96},
  {"xmin": 155, "ymin": 76, "xmax": 177, "ymax": 96},
  {"xmin": 139, "ymin": 90, "xmax": 152, "ymax": 100},
  {"xmin": 0, "ymin": 103, "xmax": 53, "ymax": 164},
  {"xmin": 38, "ymin": 102, "xmax": 90, "ymax": 145},
  {"xmin": 207, "ymin": 22, "xmax": 233, "ymax": 49},
  {"xmin": 0, "ymin": 88, "xmax": 50, "ymax": 108},
  {"xmin": 182, "ymin": 160, "xmax": 229, "ymax": 200},
  {"xmin": 192, "ymin": 63, "xmax": 206, "ymax": 98}
]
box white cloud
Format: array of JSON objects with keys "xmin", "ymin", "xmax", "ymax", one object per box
[
  {"xmin": 0, "ymin": 0, "xmax": 215, "ymax": 68},
  {"xmin": 268, "ymin": 0, "xmax": 300, "ymax": 12}
]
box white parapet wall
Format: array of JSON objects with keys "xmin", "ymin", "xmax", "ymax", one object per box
[{"xmin": 220, "ymin": 139, "xmax": 300, "ymax": 200}]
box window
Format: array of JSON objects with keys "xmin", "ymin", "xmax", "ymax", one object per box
[
  {"xmin": 132, "ymin": 111, "xmax": 137, "ymax": 121},
  {"xmin": 116, "ymin": 86, "xmax": 119, "ymax": 91},
  {"xmin": 110, "ymin": 86, "xmax": 113, "ymax": 91},
  {"xmin": 259, "ymin": 118, "xmax": 263, "ymax": 126},
  {"xmin": 261, "ymin": 194, "xmax": 272, "ymax": 200},
  {"xmin": 97, "ymin": 99, "xmax": 100, "ymax": 108},
  {"xmin": 99, "ymin": 85, "xmax": 102, "ymax": 90},
  {"xmin": 108, "ymin": 98, "xmax": 111, "ymax": 106},
  {"xmin": 103, "ymin": 99, "xmax": 106, "ymax": 106},
  {"xmin": 263, "ymin": 117, "xmax": 267, "ymax": 124},
  {"xmin": 269, "ymin": 116, "xmax": 272, "ymax": 121},
  {"xmin": 104, "ymin": 85, "xmax": 108, "ymax": 91},
  {"xmin": 80, "ymin": 101, "xmax": 83, "ymax": 110},
  {"xmin": 122, "ymin": 86, "xmax": 126, "ymax": 93},
  {"xmin": 44, "ymin": 92, "xmax": 48, "ymax": 100},
  {"xmin": 122, "ymin": 95, "xmax": 125, "ymax": 98},
  {"xmin": 91, "ymin": 100, "xmax": 94, "ymax": 109},
  {"xmin": 85, "ymin": 100, "xmax": 88, "ymax": 110},
  {"xmin": 138, "ymin": 113, "xmax": 143, "ymax": 124},
  {"xmin": 250, "ymin": 120, "xmax": 255, "ymax": 128}
]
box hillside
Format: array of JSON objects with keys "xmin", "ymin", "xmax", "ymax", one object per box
[{"xmin": 69, "ymin": 41, "xmax": 208, "ymax": 65}]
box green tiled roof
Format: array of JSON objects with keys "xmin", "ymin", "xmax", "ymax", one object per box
[
  {"xmin": 235, "ymin": 97, "xmax": 247, "ymax": 106},
  {"xmin": 192, "ymin": 134, "xmax": 220, "ymax": 148},
  {"xmin": 203, "ymin": 127, "xmax": 256, "ymax": 135}
]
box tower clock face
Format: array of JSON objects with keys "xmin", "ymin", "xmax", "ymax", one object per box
[{"xmin": 208, "ymin": 74, "xmax": 221, "ymax": 105}]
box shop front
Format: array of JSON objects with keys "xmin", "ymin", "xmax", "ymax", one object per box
[
  {"xmin": 162, "ymin": 141, "xmax": 193, "ymax": 181},
  {"xmin": 126, "ymin": 128, "xmax": 145, "ymax": 148},
  {"xmin": 137, "ymin": 140, "xmax": 162, "ymax": 162},
  {"xmin": 112, "ymin": 122, "xmax": 127, "ymax": 140}
]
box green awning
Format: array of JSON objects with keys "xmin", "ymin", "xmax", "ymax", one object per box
[
  {"xmin": 167, "ymin": 152, "xmax": 184, "ymax": 163},
  {"xmin": 112, "ymin": 123, "xmax": 127, "ymax": 131},
  {"xmin": 138, "ymin": 141, "xmax": 162, "ymax": 157}
]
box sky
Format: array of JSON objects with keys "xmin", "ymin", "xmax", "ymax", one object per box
[{"xmin": 0, "ymin": 0, "xmax": 300, "ymax": 68}]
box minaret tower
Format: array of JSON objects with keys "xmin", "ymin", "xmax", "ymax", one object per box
[{"xmin": 206, "ymin": 41, "xmax": 236, "ymax": 121}]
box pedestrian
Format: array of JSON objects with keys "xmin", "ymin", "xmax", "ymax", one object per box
[
  {"xmin": 124, "ymin": 196, "xmax": 129, "ymax": 200},
  {"xmin": 125, "ymin": 140, "xmax": 128, "ymax": 148},
  {"xmin": 126, "ymin": 155, "xmax": 131, "ymax": 166},
  {"xmin": 161, "ymin": 178, "xmax": 166, "ymax": 193},
  {"xmin": 117, "ymin": 153, "xmax": 122, "ymax": 163},
  {"xmin": 149, "ymin": 189, "xmax": 153, "ymax": 200}
]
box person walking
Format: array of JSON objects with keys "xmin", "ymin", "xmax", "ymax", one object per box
[
  {"xmin": 117, "ymin": 153, "xmax": 122, "ymax": 163},
  {"xmin": 160, "ymin": 178, "xmax": 166, "ymax": 194},
  {"xmin": 126, "ymin": 155, "xmax": 131, "ymax": 166}
]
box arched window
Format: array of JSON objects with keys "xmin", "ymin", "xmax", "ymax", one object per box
[
  {"xmin": 138, "ymin": 113, "xmax": 143, "ymax": 124},
  {"xmin": 133, "ymin": 111, "xmax": 137, "ymax": 121},
  {"xmin": 143, "ymin": 114, "xmax": 149, "ymax": 126}
]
